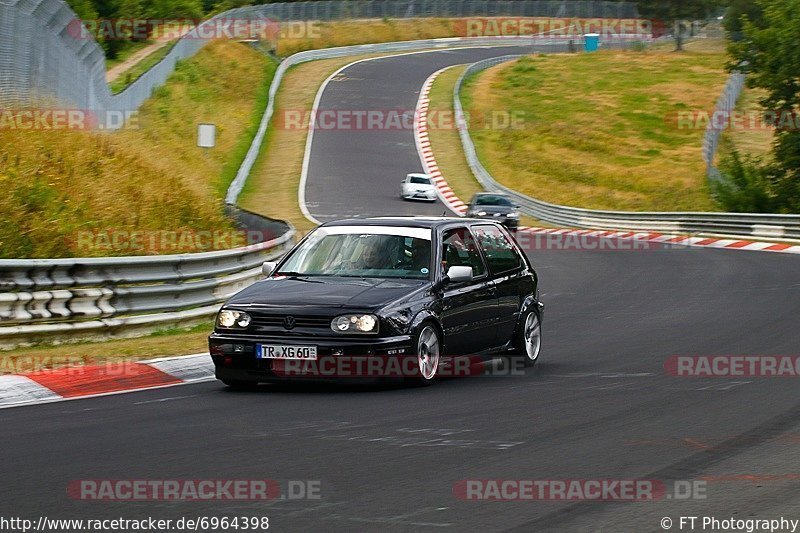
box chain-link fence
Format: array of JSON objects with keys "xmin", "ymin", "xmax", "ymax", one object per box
[
  {"xmin": 0, "ymin": 0, "xmax": 639, "ymax": 127},
  {"xmin": 703, "ymin": 70, "xmax": 746, "ymax": 184}
]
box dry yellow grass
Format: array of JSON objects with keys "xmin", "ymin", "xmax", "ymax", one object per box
[
  {"xmin": 464, "ymin": 44, "xmax": 729, "ymax": 211},
  {"xmin": 0, "ymin": 40, "xmax": 273, "ymax": 258},
  {"xmin": 277, "ymin": 18, "xmax": 464, "ymax": 56},
  {"xmin": 719, "ymin": 87, "xmax": 774, "ymax": 162}
]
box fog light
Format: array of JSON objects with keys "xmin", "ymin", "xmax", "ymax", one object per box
[{"xmin": 210, "ymin": 344, "xmax": 225, "ymax": 356}]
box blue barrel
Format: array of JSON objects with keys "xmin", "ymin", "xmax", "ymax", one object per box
[{"xmin": 584, "ymin": 33, "xmax": 600, "ymax": 52}]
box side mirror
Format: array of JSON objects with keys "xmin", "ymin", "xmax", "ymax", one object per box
[
  {"xmin": 262, "ymin": 261, "xmax": 277, "ymax": 277},
  {"xmin": 445, "ymin": 266, "xmax": 473, "ymax": 284}
]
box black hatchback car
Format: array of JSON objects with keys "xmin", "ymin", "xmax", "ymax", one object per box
[
  {"xmin": 465, "ymin": 192, "xmax": 521, "ymax": 230},
  {"xmin": 209, "ymin": 217, "xmax": 543, "ymax": 387}
]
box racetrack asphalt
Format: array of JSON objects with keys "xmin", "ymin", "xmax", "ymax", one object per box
[
  {"xmin": 303, "ymin": 45, "xmax": 534, "ymax": 222},
  {"xmin": 2, "ymin": 47, "xmax": 800, "ymax": 532}
]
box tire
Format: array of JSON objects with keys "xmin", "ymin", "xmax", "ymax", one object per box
[
  {"xmin": 515, "ymin": 310, "xmax": 542, "ymax": 367},
  {"xmin": 221, "ymin": 379, "xmax": 259, "ymax": 391},
  {"xmin": 406, "ymin": 323, "xmax": 441, "ymax": 386}
]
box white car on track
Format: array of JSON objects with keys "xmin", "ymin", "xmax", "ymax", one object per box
[{"xmin": 400, "ymin": 173, "xmax": 437, "ymax": 202}]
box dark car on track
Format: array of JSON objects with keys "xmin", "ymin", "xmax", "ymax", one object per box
[
  {"xmin": 465, "ymin": 192, "xmax": 521, "ymax": 230},
  {"xmin": 209, "ymin": 217, "xmax": 543, "ymax": 387}
]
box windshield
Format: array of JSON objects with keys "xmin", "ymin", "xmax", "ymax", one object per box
[
  {"xmin": 277, "ymin": 226, "xmax": 433, "ymax": 279},
  {"xmin": 475, "ymin": 195, "xmax": 513, "ymax": 206},
  {"xmin": 409, "ymin": 176, "xmax": 431, "ymax": 185}
]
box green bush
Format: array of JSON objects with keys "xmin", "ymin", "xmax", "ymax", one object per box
[{"xmin": 712, "ymin": 151, "xmax": 777, "ymax": 212}]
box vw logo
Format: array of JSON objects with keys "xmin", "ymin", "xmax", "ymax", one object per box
[{"xmin": 283, "ymin": 316, "xmax": 296, "ymax": 330}]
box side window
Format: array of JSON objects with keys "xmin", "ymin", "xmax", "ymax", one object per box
[
  {"xmin": 441, "ymin": 228, "xmax": 486, "ymax": 278},
  {"xmin": 472, "ymin": 225, "xmax": 523, "ymax": 275}
]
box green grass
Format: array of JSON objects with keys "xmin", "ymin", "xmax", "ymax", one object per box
[
  {"xmin": 216, "ymin": 57, "xmax": 278, "ymax": 199},
  {"xmin": 463, "ymin": 41, "xmax": 729, "ymax": 211},
  {"xmin": 425, "ymin": 65, "xmax": 545, "ymax": 228},
  {"xmin": 109, "ymin": 41, "xmax": 177, "ymax": 94}
]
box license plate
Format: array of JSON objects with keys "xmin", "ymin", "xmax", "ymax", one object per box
[{"xmin": 256, "ymin": 344, "xmax": 318, "ymax": 360}]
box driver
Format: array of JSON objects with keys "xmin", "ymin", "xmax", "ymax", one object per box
[{"xmin": 407, "ymin": 238, "xmax": 431, "ymax": 272}]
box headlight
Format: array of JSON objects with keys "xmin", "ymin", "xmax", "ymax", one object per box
[
  {"xmin": 331, "ymin": 314, "xmax": 379, "ymax": 333},
  {"xmin": 476, "ymin": 211, "xmax": 487, "ymax": 216},
  {"xmin": 217, "ymin": 310, "xmax": 251, "ymax": 329},
  {"xmin": 508, "ymin": 212, "xmax": 520, "ymax": 219}
]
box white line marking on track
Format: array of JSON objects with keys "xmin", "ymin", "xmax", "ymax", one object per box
[{"xmin": 300, "ymin": 47, "xmax": 513, "ymax": 223}]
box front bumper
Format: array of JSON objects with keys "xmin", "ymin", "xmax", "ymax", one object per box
[
  {"xmin": 402, "ymin": 190, "xmax": 437, "ymax": 201},
  {"xmin": 209, "ymin": 333, "xmax": 414, "ymax": 382}
]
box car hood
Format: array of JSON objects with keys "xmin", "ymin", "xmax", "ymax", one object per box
[
  {"xmin": 225, "ymin": 276, "xmax": 429, "ymax": 311},
  {"xmin": 406, "ymin": 183, "xmax": 435, "ymax": 190}
]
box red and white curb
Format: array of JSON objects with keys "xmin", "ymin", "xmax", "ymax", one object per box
[
  {"xmin": 0, "ymin": 353, "xmax": 215, "ymax": 409},
  {"xmin": 413, "ymin": 69, "xmax": 800, "ymax": 255},
  {"xmin": 414, "ymin": 68, "xmax": 469, "ymax": 216}
]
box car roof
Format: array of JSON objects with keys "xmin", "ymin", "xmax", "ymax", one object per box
[{"xmin": 321, "ymin": 216, "xmax": 500, "ymax": 230}]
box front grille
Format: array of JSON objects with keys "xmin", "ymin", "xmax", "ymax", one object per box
[{"xmin": 248, "ymin": 312, "xmax": 332, "ymax": 333}]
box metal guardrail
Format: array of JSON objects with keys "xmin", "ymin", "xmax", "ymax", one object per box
[
  {"xmin": 0, "ymin": 228, "xmax": 295, "ymax": 347},
  {"xmin": 454, "ymin": 56, "xmax": 800, "ymax": 241},
  {"xmin": 227, "ymin": 34, "xmax": 601, "ymax": 204}
]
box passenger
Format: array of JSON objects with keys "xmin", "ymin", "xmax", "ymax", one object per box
[{"xmin": 357, "ymin": 237, "xmax": 392, "ymax": 270}]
